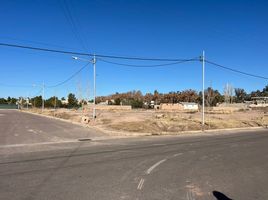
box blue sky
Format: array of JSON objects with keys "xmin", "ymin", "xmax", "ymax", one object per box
[{"xmin": 0, "ymin": 0, "xmax": 267, "ymax": 99}]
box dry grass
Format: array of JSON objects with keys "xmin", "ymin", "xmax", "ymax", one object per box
[{"xmin": 25, "ymin": 108, "xmax": 268, "ymax": 135}]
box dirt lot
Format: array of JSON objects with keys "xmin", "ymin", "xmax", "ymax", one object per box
[{"xmin": 24, "ymin": 108, "xmax": 268, "ymax": 135}]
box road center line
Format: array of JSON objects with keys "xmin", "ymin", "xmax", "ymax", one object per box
[
  {"xmin": 146, "ymin": 159, "xmax": 167, "ymax": 174},
  {"xmin": 137, "ymin": 178, "xmax": 145, "ymax": 190}
]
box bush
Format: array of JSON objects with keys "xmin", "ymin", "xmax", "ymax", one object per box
[{"xmin": 130, "ymin": 100, "xmax": 143, "ymax": 109}]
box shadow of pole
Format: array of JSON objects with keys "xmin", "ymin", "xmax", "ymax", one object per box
[{"xmin": 213, "ymin": 191, "xmax": 233, "ymax": 200}]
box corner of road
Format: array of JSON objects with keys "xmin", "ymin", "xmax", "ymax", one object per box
[{"xmin": 20, "ymin": 108, "xmax": 268, "ymax": 139}]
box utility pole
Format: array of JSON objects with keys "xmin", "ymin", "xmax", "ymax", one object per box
[
  {"xmin": 26, "ymin": 96, "xmax": 29, "ymax": 110},
  {"xmin": 54, "ymin": 94, "xmax": 57, "ymax": 116},
  {"xmin": 202, "ymin": 50, "xmax": 205, "ymax": 131},
  {"xmin": 72, "ymin": 55, "xmax": 96, "ymax": 120},
  {"xmin": 93, "ymin": 55, "xmax": 96, "ymax": 120},
  {"xmin": 42, "ymin": 81, "xmax": 45, "ymax": 112}
]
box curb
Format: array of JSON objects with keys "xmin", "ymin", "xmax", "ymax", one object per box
[{"xmin": 20, "ymin": 109, "xmax": 267, "ymax": 139}]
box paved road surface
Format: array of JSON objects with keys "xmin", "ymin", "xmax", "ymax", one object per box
[
  {"xmin": 0, "ymin": 110, "xmax": 268, "ymax": 199},
  {"xmin": 0, "ymin": 110, "xmax": 104, "ymax": 146}
]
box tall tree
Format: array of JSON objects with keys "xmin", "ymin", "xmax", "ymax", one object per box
[
  {"xmin": 234, "ymin": 88, "xmax": 247, "ymax": 103},
  {"xmin": 31, "ymin": 96, "xmax": 42, "ymax": 107},
  {"xmin": 224, "ymin": 83, "xmax": 234, "ymax": 104},
  {"xmin": 67, "ymin": 93, "xmax": 78, "ymax": 108}
]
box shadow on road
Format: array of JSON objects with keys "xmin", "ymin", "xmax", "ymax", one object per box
[{"xmin": 213, "ymin": 191, "xmax": 233, "ymax": 200}]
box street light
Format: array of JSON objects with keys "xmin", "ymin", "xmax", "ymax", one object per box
[
  {"xmin": 33, "ymin": 82, "xmax": 45, "ymax": 112},
  {"xmin": 72, "ymin": 55, "xmax": 96, "ymax": 120}
]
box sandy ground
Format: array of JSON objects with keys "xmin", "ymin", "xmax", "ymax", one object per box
[{"xmin": 23, "ymin": 108, "xmax": 268, "ymax": 135}]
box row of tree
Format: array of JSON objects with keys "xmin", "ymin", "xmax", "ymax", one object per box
[
  {"xmin": 96, "ymin": 84, "xmax": 268, "ymax": 108},
  {"xmin": 1, "ymin": 84, "xmax": 268, "ymax": 109},
  {"xmin": 29, "ymin": 93, "xmax": 82, "ymax": 108},
  {"xmin": 0, "ymin": 93, "xmax": 81, "ymax": 109}
]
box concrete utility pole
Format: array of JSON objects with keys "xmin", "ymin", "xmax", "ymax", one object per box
[
  {"xmin": 93, "ymin": 55, "xmax": 96, "ymax": 120},
  {"xmin": 202, "ymin": 50, "xmax": 205, "ymax": 131},
  {"xmin": 42, "ymin": 81, "xmax": 45, "ymax": 112},
  {"xmin": 26, "ymin": 97, "xmax": 29, "ymax": 110},
  {"xmin": 72, "ymin": 55, "xmax": 97, "ymax": 120},
  {"xmin": 54, "ymin": 93, "xmax": 57, "ymax": 116}
]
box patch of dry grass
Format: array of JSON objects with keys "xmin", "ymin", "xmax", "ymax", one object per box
[{"xmin": 24, "ymin": 108, "xmax": 268, "ymax": 134}]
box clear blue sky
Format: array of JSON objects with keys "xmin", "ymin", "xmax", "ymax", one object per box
[{"xmin": 0, "ymin": 0, "xmax": 267, "ymax": 99}]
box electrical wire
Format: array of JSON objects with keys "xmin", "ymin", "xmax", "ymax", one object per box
[
  {"xmin": 47, "ymin": 62, "xmax": 90, "ymax": 88},
  {"xmin": 0, "ymin": 36, "xmax": 80, "ymax": 51},
  {"xmin": 58, "ymin": 0, "xmax": 88, "ymax": 51},
  {"xmin": 98, "ymin": 57, "xmax": 197, "ymax": 68},
  {"xmin": 32, "ymin": 88, "xmax": 43, "ymax": 97},
  {"xmin": 0, "ymin": 42, "xmax": 193, "ymax": 61},
  {"xmin": 205, "ymin": 59, "xmax": 268, "ymax": 80}
]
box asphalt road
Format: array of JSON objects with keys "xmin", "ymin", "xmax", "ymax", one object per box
[
  {"xmin": 0, "ymin": 110, "xmax": 268, "ymax": 200},
  {"xmin": 0, "ymin": 109, "xmax": 104, "ymax": 146}
]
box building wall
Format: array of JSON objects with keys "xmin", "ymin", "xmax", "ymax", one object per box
[
  {"xmin": 87, "ymin": 105, "xmax": 132, "ymax": 110},
  {"xmin": 183, "ymin": 104, "xmax": 198, "ymax": 110},
  {"xmin": 160, "ymin": 103, "xmax": 184, "ymax": 110}
]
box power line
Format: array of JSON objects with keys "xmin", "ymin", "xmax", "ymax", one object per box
[
  {"xmin": 47, "ymin": 62, "xmax": 90, "ymax": 88},
  {"xmin": 1, "ymin": 41, "xmax": 266, "ymax": 81},
  {"xmin": 205, "ymin": 59, "xmax": 268, "ymax": 80},
  {"xmin": 32, "ymin": 88, "xmax": 43, "ymax": 97},
  {"xmin": 98, "ymin": 57, "xmax": 197, "ymax": 68},
  {"xmin": 0, "ymin": 36, "xmax": 81, "ymax": 51},
  {"xmin": 0, "ymin": 42, "xmax": 193, "ymax": 61},
  {"xmin": 58, "ymin": 0, "xmax": 88, "ymax": 51}
]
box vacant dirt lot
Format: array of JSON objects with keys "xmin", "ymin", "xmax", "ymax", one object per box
[{"xmin": 23, "ymin": 108, "xmax": 268, "ymax": 135}]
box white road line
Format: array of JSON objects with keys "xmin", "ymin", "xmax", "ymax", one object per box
[
  {"xmin": 173, "ymin": 153, "xmax": 183, "ymax": 157},
  {"xmin": 27, "ymin": 129, "xmax": 38, "ymax": 134},
  {"xmin": 151, "ymin": 143, "xmax": 166, "ymax": 146},
  {"xmin": 137, "ymin": 178, "xmax": 145, "ymax": 190},
  {"xmin": 0, "ymin": 140, "xmax": 79, "ymax": 148},
  {"xmin": 146, "ymin": 159, "xmax": 167, "ymax": 174}
]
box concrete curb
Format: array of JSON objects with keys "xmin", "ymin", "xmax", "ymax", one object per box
[
  {"xmin": 20, "ymin": 109, "xmax": 267, "ymax": 139},
  {"xmin": 96, "ymin": 125, "xmax": 266, "ymax": 138},
  {"xmin": 20, "ymin": 110, "xmax": 92, "ymax": 128}
]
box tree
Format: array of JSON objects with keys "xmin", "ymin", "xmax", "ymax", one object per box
[
  {"xmin": 262, "ymin": 85, "xmax": 268, "ymax": 96},
  {"xmin": 67, "ymin": 93, "xmax": 78, "ymax": 108},
  {"xmin": 153, "ymin": 90, "xmax": 161, "ymax": 105},
  {"xmin": 10, "ymin": 98, "xmax": 17, "ymax": 104},
  {"xmin": 224, "ymin": 83, "xmax": 234, "ymax": 104},
  {"xmin": 31, "ymin": 96, "xmax": 42, "ymax": 107},
  {"xmin": 234, "ymin": 88, "xmax": 247, "ymax": 103},
  {"xmin": 45, "ymin": 96, "xmax": 62, "ymax": 108},
  {"xmin": 130, "ymin": 99, "xmax": 143, "ymax": 108},
  {"xmin": 179, "ymin": 89, "xmax": 199, "ymax": 102},
  {"xmin": 114, "ymin": 98, "xmax": 121, "ymax": 105},
  {"xmin": 204, "ymin": 87, "xmax": 224, "ymax": 106},
  {"xmin": 0, "ymin": 98, "xmax": 7, "ymax": 104}
]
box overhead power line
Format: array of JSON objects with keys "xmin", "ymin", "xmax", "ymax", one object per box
[
  {"xmin": 58, "ymin": 0, "xmax": 89, "ymax": 51},
  {"xmin": 32, "ymin": 88, "xmax": 43, "ymax": 97},
  {"xmin": 98, "ymin": 57, "xmax": 197, "ymax": 68},
  {"xmin": 47, "ymin": 62, "xmax": 90, "ymax": 88},
  {"xmin": 0, "ymin": 42, "xmax": 193, "ymax": 61},
  {"xmin": 205, "ymin": 59, "xmax": 268, "ymax": 80},
  {"xmin": 1, "ymin": 41, "xmax": 266, "ymax": 81}
]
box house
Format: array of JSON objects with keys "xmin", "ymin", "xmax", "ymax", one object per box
[
  {"xmin": 250, "ymin": 97, "xmax": 268, "ymax": 108},
  {"xmin": 160, "ymin": 103, "xmax": 184, "ymax": 110},
  {"xmin": 61, "ymin": 99, "xmax": 68, "ymax": 105},
  {"xmin": 181, "ymin": 102, "xmax": 199, "ymax": 111},
  {"xmin": 159, "ymin": 102, "xmax": 198, "ymax": 111},
  {"xmin": 251, "ymin": 97, "xmax": 268, "ymax": 105}
]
